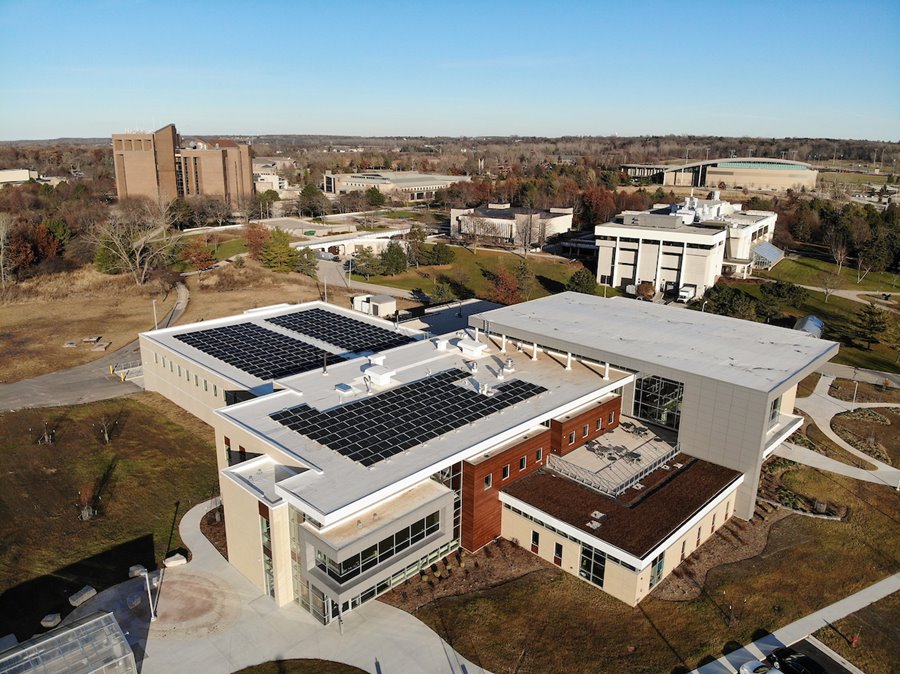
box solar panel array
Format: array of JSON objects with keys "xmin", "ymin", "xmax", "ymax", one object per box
[
  {"xmin": 266, "ymin": 308, "xmax": 415, "ymax": 354},
  {"xmin": 269, "ymin": 368, "xmax": 548, "ymax": 466},
  {"xmin": 174, "ymin": 323, "xmax": 346, "ymax": 380}
]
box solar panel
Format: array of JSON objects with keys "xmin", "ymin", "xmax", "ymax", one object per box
[
  {"xmin": 266, "ymin": 308, "xmax": 416, "ymax": 354},
  {"xmin": 269, "ymin": 368, "xmax": 547, "ymax": 467},
  {"xmin": 174, "ymin": 323, "xmax": 347, "ymax": 381}
]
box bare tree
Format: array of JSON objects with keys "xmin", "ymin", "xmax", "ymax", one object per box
[
  {"xmin": 516, "ymin": 212, "xmax": 542, "ymax": 257},
  {"xmin": 819, "ymin": 271, "xmax": 843, "ymax": 303},
  {"xmin": 205, "ymin": 197, "xmax": 233, "ymax": 227},
  {"xmin": 86, "ymin": 198, "xmax": 182, "ymax": 285},
  {"xmin": 467, "ymin": 216, "xmax": 490, "ymax": 255},
  {"xmin": 0, "ymin": 212, "xmax": 11, "ymax": 289},
  {"xmin": 828, "ymin": 234, "xmax": 848, "ymax": 273}
]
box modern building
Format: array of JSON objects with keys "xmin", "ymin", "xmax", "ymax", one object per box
[
  {"xmin": 595, "ymin": 193, "xmax": 781, "ymax": 295},
  {"xmin": 138, "ymin": 292, "xmax": 835, "ymax": 620},
  {"xmin": 112, "ymin": 124, "xmax": 253, "ymax": 208},
  {"xmin": 0, "ymin": 612, "xmax": 136, "ymax": 674},
  {"xmin": 450, "ymin": 204, "xmax": 575, "ymax": 245},
  {"xmin": 622, "ymin": 157, "xmax": 818, "ymax": 192},
  {"xmin": 0, "ymin": 168, "xmax": 39, "ymax": 185},
  {"xmin": 322, "ymin": 171, "xmax": 470, "ymax": 202}
]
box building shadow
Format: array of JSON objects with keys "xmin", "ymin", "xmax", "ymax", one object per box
[
  {"xmin": 0, "ymin": 534, "xmax": 156, "ymax": 641},
  {"xmin": 536, "ymin": 274, "xmax": 565, "ymax": 295}
]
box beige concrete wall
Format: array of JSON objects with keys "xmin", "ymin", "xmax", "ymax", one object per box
[
  {"xmin": 139, "ymin": 336, "xmax": 241, "ymax": 427},
  {"xmin": 221, "ymin": 472, "xmax": 266, "ymax": 594},
  {"xmin": 704, "ymin": 167, "xmax": 817, "ymax": 191},
  {"xmin": 780, "ymin": 384, "xmax": 797, "ymax": 416},
  {"xmin": 501, "ymin": 508, "xmax": 581, "ymax": 576},
  {"xmin": 269, "ymin": 504, "xmax": 294, "ymax": 606}
]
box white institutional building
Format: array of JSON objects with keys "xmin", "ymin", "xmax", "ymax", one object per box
[{"xmin": 595, "ymin": 193, "xmax": 782, "ymax": 295}]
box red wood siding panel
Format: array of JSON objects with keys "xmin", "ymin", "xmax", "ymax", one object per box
[
  {"xmin": 551, "ymin": 396, "xmax": 621, "ymax": 457},
  {"xmin": 461, "ymin": 430, "xmax": 551, "ymax": 552}
]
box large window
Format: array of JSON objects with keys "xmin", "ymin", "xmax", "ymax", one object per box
[
  {"xmin": 315, "ymin": 511, "xmax": 440, "ymax": 585},
  {"xmin": 648, "ymin": 551, "xmax": 665, "ymax": 589},
  {"xmin": 579, "ymin": 543, "xmax": 607, "ymax": 588},
  {"xmin": 768, "ymin": 396, "xmax": 782, "ymax": 428},
  {"xmin": 633, "ymin": 374, "xmax": 684, "ymax": 430}
]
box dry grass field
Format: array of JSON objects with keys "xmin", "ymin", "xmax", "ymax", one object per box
[
  {"xmin": 813, "ymin": 591, "xmax": 900, "ymax": 674},
  {"xmin": 0, "ymin": 267, "xmax": 178, "ymax": 383}
]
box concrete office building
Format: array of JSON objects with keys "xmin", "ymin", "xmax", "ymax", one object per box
[
  {"xmin": 595, "ymin": 193, "xmax": 781, "ymax": 295},
  {"xmin": 138, "ymin": 292, "xmax": 834, "ymax": 619},
  {"xmin": 112, "ymin": 124, "xmax": 253, "ymax": 207},
  {"xmin": 450, "ymin": 204, "xmax": 575, "ymax": 244},
  {"xmin": 322, "ymin": 170, "xmax": 469, "ymax": 202},
  {"xmin": 622, "ymin": 157, "xmax": 818, "ymax": 192}
]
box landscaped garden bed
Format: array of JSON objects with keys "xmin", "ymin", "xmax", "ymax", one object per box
[
  {"xmin": 831, "ymin": 407, "xmax": 899, "ymax": 466},
  {"xmin": 788, "ymin": 412, "xmax": 875, "ymax": 470},
  {"xmin": 828, "ymin": 378, "xmax": 900, "ymax": 404}
]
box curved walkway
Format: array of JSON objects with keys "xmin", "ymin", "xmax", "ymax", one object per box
[
  {"xmin": 69, "ymin": 499, "xmax": 488, "ymax": 674},
  {"xmin": 0, "ymin": 282, "xmax": 189, "ymax": 411},
  {"xmin": 787, "ymin": 373, "xmax": 900, "ymax": 487}
]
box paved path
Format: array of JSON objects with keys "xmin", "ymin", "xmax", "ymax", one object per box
[
  {"xmin": 817, "ymin": 361, "xmax": 900, "ymax": 388},
  {"xmin": 67, "ymin": 499, "xmax": 488, "ymax": 674},
  {"xmin": 0, "ymin": 283, "xmax": 189, "ymax": 412},
  {"xmin": 797, "ymin": 284, "xmax": 899, "ymax": 313},
  {"xmin": 317, "ymin": 259, "xmax": 417, "ymax": 300},
  {"xmin": 790, "ymin": 374, "xmax": 900, "ymax": 487},
  {"xmin": 691, "ymin": 573, "xmax": 900, "ymax": 673},
  {"xmin": 773, "ymin": 442, "xmax": 889, "ymax": 484}
]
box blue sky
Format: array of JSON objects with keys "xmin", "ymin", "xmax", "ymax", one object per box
[{"xmin": 1, "ymin": 0, "xmax": 898, "ymax": 140}]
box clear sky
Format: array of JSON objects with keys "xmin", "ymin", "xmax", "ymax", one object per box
[{"xmin": 1, "ymin": 0, "xmax": 898, "ymax": 141}]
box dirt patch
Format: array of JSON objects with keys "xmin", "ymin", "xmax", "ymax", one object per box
[
  {"xmin": 379, "ymin": 538, "xmax": 550, "ymax": 615},
  {"xmin": 829, "ymin": 378, "xmax": 900, "ymax": 404},
  {"xmin": 151, "ymin": 570, "xmax": 240, "ymax": 638},
  {"xmin": 200, "ymin": 505, "xmax": 228, "ymax": 560},
  {"xmin": 789, "ymin": 412, "xmax": 876, "ymax": 470},
  {"xmin": 831, "ymin": 407, "xmax": 899, "ymax": 466},
  {"xmin": 653, "ymin": 504, "xmax": 793, "ymax": 602}
]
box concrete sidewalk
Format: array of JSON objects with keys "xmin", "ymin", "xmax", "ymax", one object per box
[
  {"xmin": 692, "ymin": 573, "xmax": 900, "ymax": 673},
  {"xmin": 68, "ymin": 498, "xmax": 489, "ymax": 674}
]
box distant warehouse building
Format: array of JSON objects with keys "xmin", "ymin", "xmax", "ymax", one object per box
[
  {"xmin": 322, "ymin": 170, "xmax": 470, "ymax": 202},
  {"xmin": 622, "ymin": 157, "xmax": 817, "ymax": 192},
  {"xmin": 595, "ymin": 193, "xmax": 781, "ymax": 296}
]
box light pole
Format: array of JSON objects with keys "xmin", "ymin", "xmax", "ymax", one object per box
[
  {"xmin": 152, "ymin": 300, "xmax": 158, "ymax": 330},
  {"xmin": 701, "ymin": 300, "xmax": 708, "ymax": 313},
  {"xmin": 141, "ymin": 570, "xmax": 157, "ymax": 622}
]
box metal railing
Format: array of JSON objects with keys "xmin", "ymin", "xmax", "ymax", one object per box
[{"xmin": 547, "ymin": 443, "xmax": 681, "ymax": 497}]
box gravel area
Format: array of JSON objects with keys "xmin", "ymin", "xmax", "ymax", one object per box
[{"xmin": 200, "ymin": 505, "xmax": 228, "ymax": 560}]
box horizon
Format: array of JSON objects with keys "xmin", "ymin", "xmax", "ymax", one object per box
[{"xmin": 1, "ymin": 0, "xmax": 899, "ymax": 141}]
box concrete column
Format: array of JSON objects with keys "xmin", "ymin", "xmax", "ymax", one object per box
[
  {"xmin": 531, "ymin": 342, "xmax": 539, "ymax": 361},
  {"xmin": 500, "ymin": 335, "xmax": 507, "ymax": 353},
  {"xmin": 634, "ymin": 238, "xmax": 642, "ymax": 286},
  {"xmin": 611, "ymin": 237, "xmax": 621, "ymax": 287},
  {"xmin": 566, "ymin": 352, "xmax": 572, "ymax": 370},
  {"xmin": 474, "ymin": 327, "xmax": 480, "ymax": 341},
  {"xmin": 654, "ymin": 239, "xmax": 664, "ymax": 292},
  {"xmin": 603, "ymin": 362, "xmax": 609, "ymax": 380}
]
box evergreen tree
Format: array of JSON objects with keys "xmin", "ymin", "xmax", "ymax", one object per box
[
  {"xmin": 353, "ymin": 246, "xmax": 382, "ymax": 280},
  {"xmin": 294, "ymin": 247, "xmax": 318, "ymax": 278},
  {"xmin": 429, "ymin": 242, "xmax": 455, "ymax": 265},
  {"xmin": 565, "ymin": 268, "xmax": 598, "ymax": 295},
  {"xmin": 854, "ymin": 302, "xmax": 888, "ymax": 350},
  {"xmin": 513, "ymin": 259, "xmax": 537, "ymax": 300},
  {"xmin": 260, "ymin": 228, "xmax": 299, "ymax": 272},
  {"xmin": 379, "ymin": 241, "xmax": 408, "ymax": 275}
]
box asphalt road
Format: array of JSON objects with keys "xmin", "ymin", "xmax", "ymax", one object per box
[{"xmin": 791, "ymin": 638, "xmax": 856, "ymax": 674}]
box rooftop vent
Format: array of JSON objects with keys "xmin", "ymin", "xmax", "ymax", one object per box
[
  {"xmin": 434, "ymin": 337, "xmax": 449, "ymax": 351},
  {"xmin": 365, "ymin": 365, "xmax": 395, "ymax": 387},
  {"xmin": 459, "ymin": 338, "xmax": 487, "ymax": 358},
  {"xmin": 468, "ymin": 361, "xmax": 478, "ymax": 373},
  {"xmin": 590, "ymin": 511, "xmax": 605, "ymax": 520},
  {"xmin": 585, "ymin": 520, "xmax": 602, "ymax": 530},
  {"xmin": 368, "ymin": 354, "xmax": 386, "ymax": 367},
  {"xmin": 503, "ymin": 358, "xmax": 515, "ymax": 374}
]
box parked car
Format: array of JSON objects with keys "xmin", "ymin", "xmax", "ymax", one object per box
[
  {"xmin": 739, "ymin": 661, "xmax": 771, "ymax": 674},
  {"xmin": 769, "ymin": 647, "xmax": 826, "ymax": 674}
]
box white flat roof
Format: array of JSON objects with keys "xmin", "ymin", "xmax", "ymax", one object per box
[
  {"xmin": 470, "ymin": 293, "xmax": 838, "ymax": 394},
  {"xmin": 217, "ymin": 332, "xmax": 632, "ymax": 521},
  {"xmin": 140, "ymin": 301, "xmax": 423, "ymax": 390}
]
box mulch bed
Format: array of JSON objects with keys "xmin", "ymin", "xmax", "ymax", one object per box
[
  {"xmin": 379, "ymin": 538, "xmax": 551, "ymax": 614},
  {"xmin": 829, "ymin": 379, "xmax": 900, "ymax": 404},
  {"xmin": 831, "ymin": 408, "xmax": 899, "ymax": 466},
  {"xmin": 652, "ymin": 504, "xmax": 793, "ymax": 602},
  {"xmin": 200, "ymin": 505, "xmax": 228, "ymax": 560}
]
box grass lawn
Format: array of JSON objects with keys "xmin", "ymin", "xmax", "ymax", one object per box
[
  {"xmin": 234, "ymin": 661, "xmax": 367, "ymax": 674},
  {"xmin": 352, "ymin": 245, "xmax": 584, "ymax": 300},
  {"xmin": 829, "ymin": 378, "xmax": 900, "ymax": 404},
  {"xmin": 0, "ymin": 267, "xmax": 178, "ymax": 383},
  {"xmin": 411, "ymin": 467, "xmax": 900, "ymax": 673},
  {"xmin": 813, "ymin": 591, "xmax": 899, "ymax": 674},
  {"xmin": 795, "ymin": 372, "xmax": 821, "ymax": 398},
  {"xmin": 818, "ymin": 172, "xmax": 888, "ymax": 186},
  {"xmin": 758, "ymin": 256, "xmax": 899, "ymax": 292},
  {"xmin": 730, "ymin": 282, "xmax": 898, "ymax": 373},
  {"xmin": 212, "ymin": 237, "xmax": 247, "ymax": 260},
  {"xmin": 791, "ymin": 415, "xmax": 875, "ymax": 470},
  {"xmin": 0, "ymin": 393, "xmax": 218, "ymax": 639}
]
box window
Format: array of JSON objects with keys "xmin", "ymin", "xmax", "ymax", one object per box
[
  {"xmin": 194, "ymin": 375, "xmax": 199, "ymax": 387},
  {"xmin": 648, "ymin": 552, "xmax": 665, "ymax": 589},
  {"xmin": 519, "ymin": 456, "xmax": 526, "ymax": 471},
  {"xmin": 608, "ymin": 412, "xmax": 615, "ymax": 425},
  {"xmin": 483, "ymin": 474, "xmax": 492, "ymax": 490},
  {"xmin": 768, "ymin": 396, "xmax": 782, "ymax": 427},
  {"xmin": 502, "ymin": 465, "xmax": 510, "ymax": 480},
  {"xmin": 568, "ymin": 431, "xmax": 576, "ymax": 445},
  {"xmin": 680, "ymin": 540, "xmax": 686, "ymax": 561},
  {"xmin": 725, "ymin": 501, "xmax": 731, "ymax": 519},
  {"xmin": 553, "ymin": 543, "xmax": 563, "ymax": 566},
  {"xmin": 154, "ymin": 352, "xmax": 159, "ymax": 365},
  {"xmin": 579, "ymin": 543, "xmax": 606, "ymax": 588},
  {"xmin": 711, "ymin": 514, "xmax": 716, "ymax": 534},
  {"xmin": 213, "ymin": 384, "xmax": 218, "ymax": 398},
  {"xmin": 535, "ymin": 448, "xmax": 543, "ymax": 462},
  {"xmin": 596, "ymin": 418, "xmax": 603, "ymax": 431},
  {"xmin": 204, "ymin": 379, "xmax": 208, "ymax": 392},
  {"xmin": 530, "ymin": 531, "xmax": 539, "ymax": 554},
  {"xmin": 177, "ymin": 365, "xmax": 181, "ymax": 377},
  {"xmin": 583, "ymin": 424, "xmax": 589, "ymax": 438},
  {"xmin": 696, "ymin": 527, "xmax": 702, "ymax": 546},
  {"xmin": 260, "ymin": 515, "xmax": 271, "ymax": 547},
  {"xmin": 633, "ymin": 374, "xmax": 684, "ymax": 430}
]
